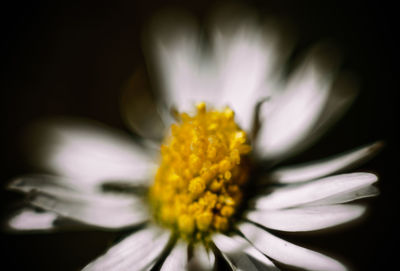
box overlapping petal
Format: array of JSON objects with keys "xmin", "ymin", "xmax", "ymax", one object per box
[
  {"xmin": 83, "ymin": 225, "xmax": 170, "ymax": 271},
  {"xmin": 246, "ymin": 204, "xmax": 366, "ymax": 232},
  {"xmin": 187, "ymin": 245, "xmax": 215, "ymax": 271},
  {"xmin": 253, "ymin": 172, "xmax": 378, "ymax": 210},
  {"xmin": 146, "ymin": 8, "xmax": 293, "ymax": 132},
  {"xmin": 146, "ymin": 11, "xmax": 220, "ymax": 117},
  {"xmin": 8, "ymin": 175, "xmax": 149, "ymax": 229},
  {"xmin": 159, "ymin": 240, "xmax": 188, "ymax": 270},
  {"xmin": 213, "ymin": 233, "xmax": 277, "ymax": 270},
  {"xmin": 210, "ymin": 9, "xmax": 293, "ymax": 132},
  {"xmin": 266, "ymin": 141, "xmax": 383, "ymax": 184},
  {"xmin": 239, "ymin": 222, "xmax": 347, "ymax": 271},
  {"xmin": 255, "ymin": 45, "xmax": 354, "ymax": 161}
]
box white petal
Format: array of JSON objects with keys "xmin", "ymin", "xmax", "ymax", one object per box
[
  {"xmin": 147, "ymin": 9, "xmax": 295, "ymax": 133},
  {"xmin": 308, "ymin": 184, "xmax": 379, "ymax": 206},
  {"xmin": 210, "ymin": 9, "xmax": 293, "ymax": 131},
  {"xmin": 267, "ymin": 141, "xmax": 383, "ymax": 184},
  {"xmin": 7, "ymin": 208, "xmax": 57, "ymax": 231},
  {"xmin": 253, "ymin": 173, "xmax": 378, "ymax": 210},
  {"xmin": 146, "ymin": 12, "xmax": 221, "ymax": 114},
  {"xmin": 83, "ymin": 225, "xmax": 169, "ymax": 271},
  {"xmin": 9, "ymin": 175, "xmax": 149, "ymax": 229},
  {"xmin": 256, "ymin": 45, "xmax": 344, "ymax": 160},
  {"xmin": 27, "ymin": 118, "xmax": 156, "ymax": 188},
  {"xmin": 213, "ymin": 234, "xmax": 277, "ymax": 270},
  {"xmin": 246, "ymin": 204, "xmax": 366, "ymax": 232},
  {"xmin": 239, "ymin": 222, "xmax": 347, "ymax": 271},
  {"xmin": 160, "ymin": 240, "xmax": 188, "ymax": 271},
  {"xmin": 31, "ymin": 195, "xmax": 147, "ymax": 229},
  {"xmin": 188, "ymin": 245, "xmax": 215, "ymax": 271}
]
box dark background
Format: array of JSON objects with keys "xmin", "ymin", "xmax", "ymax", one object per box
[{"xmin": 1, "ymin": 0, "xmax": 397, "ymax": 270}]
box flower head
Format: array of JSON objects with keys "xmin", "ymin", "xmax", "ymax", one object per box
[{"xmin": 5, "ymin": 7, "xmax": 381, "ymax": 271}]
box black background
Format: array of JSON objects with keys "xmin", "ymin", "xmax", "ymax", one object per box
[{"xmin": 1, "ymin": 0, "xmax": 398, "ymax": 270}]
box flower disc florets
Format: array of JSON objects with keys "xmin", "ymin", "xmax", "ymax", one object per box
[{"xmin": 149, "ymin": 102, "xmax": 251, "ymax": 240}]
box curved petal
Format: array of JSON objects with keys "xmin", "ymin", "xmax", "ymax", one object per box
[
  {"xmin": 26, "ymin": 118, "xmax": 156, "ymax": 188},
  {"xmin": 246, "ymin": 204, "xmax": 366, "ymax": 232},
  {"xmin": 160, "ymin": 240, "xmax": 188, "ymax": 271},
  {"xmin": 8, "ymin": 175, "xmax": 149, "ymax": 229},
  {"xmin": 188, "ymin": 245, "xmax": 215, "ymax": 271},
  {"xmin": 213, "ymin": 233, "xmax": 278, "ymax": 270},
  {"xmin": 255, "ymin": 45, "xmax": 356, "ymax": 161},
  {"xmin": 6, "ymin": 208, "xmax": 57, "ymax": 231},
  {"xmin": 253, "ymin": 173, "xmax": 378, "ymax": 210},
  {"xmin": 239, "ymin": 222, "xmax": 347, "ymax": 271},
  {"xmin": 266, "ymin": 141, "xmax": 383, "ymax": 184},
  {"xmin": 83, "ymin": 225, "xmax": 170, "ymax": 271}
]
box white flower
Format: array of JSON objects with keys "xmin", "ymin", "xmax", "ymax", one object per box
[{"xmin": 6, "ymin": 8, "xmax": 381, "ymax": 271}]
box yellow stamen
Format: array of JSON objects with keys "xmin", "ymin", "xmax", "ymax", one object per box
[{"xmin": 149, "ymin": 102, "xmax": 251, "ymax": 240}]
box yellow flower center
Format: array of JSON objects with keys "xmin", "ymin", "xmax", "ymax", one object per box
[{"xmin": 149, "ymin": 102, "xmax": 251, "ymax": 240}]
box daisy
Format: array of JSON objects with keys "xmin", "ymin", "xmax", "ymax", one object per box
[{"xmin": 6, "ymin": 8, "xmax": 381, "ymax": 271}]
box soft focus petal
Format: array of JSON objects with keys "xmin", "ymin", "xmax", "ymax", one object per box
[
  {"xmin": 246, "ymin": 204, "xmax": 366, "ymax": 232},
  {"xmin": 9, "ymin": 175, "xmax": 149, "ymax": 229},
  {"xmin": 266, "ymin": 141, "xmax": 383, "ymax": 184},
  {"xmin": 7, "ymin": 208, "xmax": 57, "ymax": 231},
  {"xmin": 83, "ymin": 226, "xmax": 169, "ymax": 271},
  {"xmin": 146, "ymin": 11, "xmax": 220, "ymax": 115},
  {"xmin": 253, "ymin": 173, "xmax": 378, "ymax": 210},
  {"xmin": 187, "ymin": 245, "xmax": 215, "ymax": 271},
  {"xmin": 302, "ymin": 73, "xmax": 358, "ymax": 147},
  {"xmin": 6, "ymin": 208, "xmax": 91, "ymax": 232},
  {"xmin": 26, "ymin": 118, "xmax": 156, "ymax": 188},
  {"xmin": 24, "ymin": 194, "xmax": 147, "ymax": 229},
  {"xmin": 210, "ymin": 8, "xmax": 293, "ymax": 131},
  {"xmin": 160, "ymin": 240, "xmax": 188, "ymax": 271},
  {"xmin": 120, "ymin": 69, "xmax": 166, "ymax": 142},
  {"xmin": 9, "ymin": 174, "xmax": 93, "ymax": 198},
  {"xmin": 146, "ymin": 9, "xmax": 294, "ymax": 132},
  {"xmin": 256, "ymin": 45, "xmax": 350, "ymax": 160},
  {"xmin": 239, "ymin": 222, "xmax": 347, "ymax": 271},
  {"xmin": 213, "ymin": 233, "xmax": 278, "ymax": 270}
]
